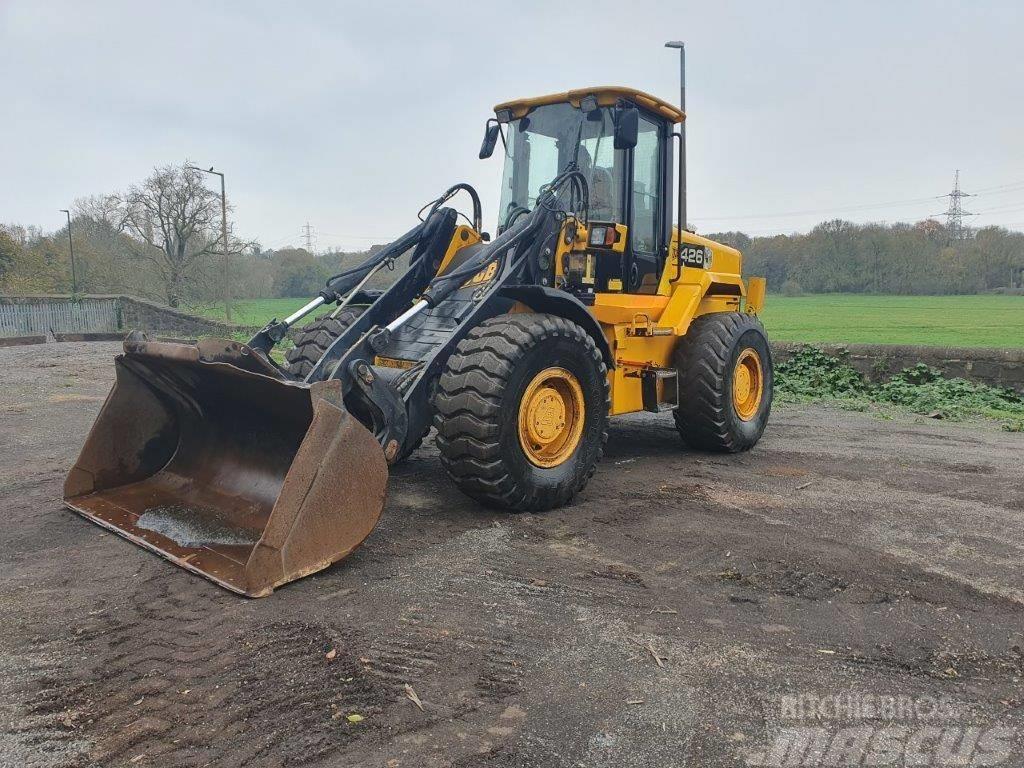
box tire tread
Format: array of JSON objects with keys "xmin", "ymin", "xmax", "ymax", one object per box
[
  {"xmin": 434, "ymin": 313, "xmax": 609, "ymax": 511},
  {"xmin": 673, "ymin": 312, "xmax": 772, "ymax": 452}
]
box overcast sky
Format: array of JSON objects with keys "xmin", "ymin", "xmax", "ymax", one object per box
[{"xmin": 3, "ymin": 0, "xmax": 1023, "ymax": 251}]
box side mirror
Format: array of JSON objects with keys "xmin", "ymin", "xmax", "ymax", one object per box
[
  {"xmin": 479, "ymin": 121, "xmax": 501, "ymax": 159},
  {"xmin": 613, "ymin": 107, "xmax": 639, "ymax": 150}
]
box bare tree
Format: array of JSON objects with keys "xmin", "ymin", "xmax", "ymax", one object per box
[
  {"xmin": 66, "ymin": 196, "xmax": 144, "ymax": 295},
  {"xmin": 74, "ymin": 194, "xmax": 126, "ymax": 232},
  {"xmin": 120, "ymin": 163, "xmax": 227, "ymax": 307}
]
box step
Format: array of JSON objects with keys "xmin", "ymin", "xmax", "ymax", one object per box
[{"xmin": 641, "ymin": 367, "xmax": 679, "ymax": 413}]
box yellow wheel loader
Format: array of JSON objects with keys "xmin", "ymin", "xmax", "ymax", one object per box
[{"xmin": 65, "ymin": 83, "xmax": 772, "ymax": 597}]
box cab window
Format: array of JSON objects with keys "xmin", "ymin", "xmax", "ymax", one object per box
[
  {"xmin": 631, "ymin": 115, "xmax": 662, "ymax": 255},
  {"xmin": 578, "ymin": 115, "xmax": 624, "ymax": 222},
  {"xmin": 498, "ymin": 103, "xmax": 626, "ymax": 230}
]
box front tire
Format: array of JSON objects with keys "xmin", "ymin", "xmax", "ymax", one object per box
[
  {"xmin": 285, "ymin": 307, "xmax": 365, "ymax": 379},
  {"xmin": 434, "ymin": 313, "xmax": 609, "ymax": 511},
  {"xmin": 673, "ymin": 312, "xmax": 773, "ymax": 452}
]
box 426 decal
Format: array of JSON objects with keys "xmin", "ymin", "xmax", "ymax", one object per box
[{"xmin": 678, "ymin": 245, "xmax": 713, "ymax": 269}]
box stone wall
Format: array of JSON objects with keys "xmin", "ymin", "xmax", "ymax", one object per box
[
  {"xmin": 117, "ymin": 296, "xmax": 256, "ymax": 337},
  {"xmin": 0, "ymin": 294, "xmax": 254, "ymax": 339},
  {"xmin": 772, "ymin": 342, "xmax": 1024, "ymax": 393}
]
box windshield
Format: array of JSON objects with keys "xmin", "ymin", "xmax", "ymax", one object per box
[{"xmin": 497, "ymin": 103, "xmax": 624, "ymax": 230}]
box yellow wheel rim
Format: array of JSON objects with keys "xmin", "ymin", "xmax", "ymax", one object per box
[
  {"xmin": 733, "ymin": 349, "xmax": 764, "ymax": 422},
  {"xmin": 518, "ymin": 367, "xmax": 585, "ymax": 468}
]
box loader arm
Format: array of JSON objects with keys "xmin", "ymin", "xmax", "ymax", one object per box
[
  {"xmin": 246, "ymin": 219, "xmax": 433, "ymax": 355},
  {"xmin": 314, "ymin": 201, "xmax": 560, "ymax": 460}
]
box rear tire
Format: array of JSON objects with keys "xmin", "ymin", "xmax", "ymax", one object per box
[
  {"xmin": 434, "ymin": 313, "xmax": 609, "ymax": 511},
  {"xmin": 673, "ymin": 312, "xmax": 773, "ymax": 452},
  {"xmin": 285, "ymin": 308, "xmax": 365, "ymax": 379}
]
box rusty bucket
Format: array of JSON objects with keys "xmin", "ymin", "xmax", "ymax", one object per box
[{"xmin": 64, "ymin": 336, "xmax": 388, "ymax": 597}]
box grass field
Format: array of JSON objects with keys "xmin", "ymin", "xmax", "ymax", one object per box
[
  {"xmin": 760, "ymin": 294, "xmax": 1024, "ymax": 348},
  {"xmin": 196, "ymin": 294, "xmax": 1024, "ymax": 349},
  {"xmin": 189, "ymin": 298, "xmax": 325, "ymax": 328}
]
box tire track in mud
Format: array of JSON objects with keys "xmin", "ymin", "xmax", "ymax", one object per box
[
  {"xmin": 364, "ymin": 527, "xmax": 535, "ymax": 705},
  {"xmin": 2, "ymin": 522, "xmax": 655, "ymax": 767},
  {"xmin": 362, "ymin": 524, "xmax": 646, "ymax": 708},
  {"xmin": 11, "ymin": 573, "xmax": 392, "ymax": 767},
  {"xmin": 0, "ymin": 638, "xmax": 93, "ymax": 768},
  {"xmin": 75, "ymin": 575, "xmax": 245, "ymax": 765}
]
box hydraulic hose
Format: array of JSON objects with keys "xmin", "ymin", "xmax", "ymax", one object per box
[
  {"xmin": 421, "ymin": 183, "xmax": 483, "ymax": 232},
  {"xmin": 419, "ymin": 168, "xmax": 587, "ymax": 308},
  {"xmin": 322, "ymin": 183, "xmax": 481, "ymax": 304},
  {"xmin": 320, "ymin": 220, "xmax": 427, "ymax": 302}
]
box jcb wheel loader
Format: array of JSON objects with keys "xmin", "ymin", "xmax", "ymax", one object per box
[{"xmin": 65, "ymin": 85, "xmax": 773, "ymax": 596}]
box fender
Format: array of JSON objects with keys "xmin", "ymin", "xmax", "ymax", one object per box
[{"xmin": 498, "ymin": 285, "xmax": 615, "ymax": 369}]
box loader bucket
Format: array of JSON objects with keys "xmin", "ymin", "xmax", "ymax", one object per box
[{"xmin": 63, "ymin": 336, "xmax": 388, "ymax": 597}]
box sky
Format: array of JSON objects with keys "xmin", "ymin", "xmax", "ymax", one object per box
[{"xmin": 2, "ymin": 0, "xmax": 1023, "ymax": 251}]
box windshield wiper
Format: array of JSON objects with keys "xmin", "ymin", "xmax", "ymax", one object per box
[{"xmin": 570, "ymin": 116, "xmax": 585, "ymax": 169}]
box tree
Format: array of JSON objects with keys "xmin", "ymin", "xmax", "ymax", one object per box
[
  {"xmin": 120, "ymin": 164, "xmax": 228, "ymax": 307},
  {"xmin": 271, "ymin": 248, "xmax": 325, "ymax": 297},
  {"xmin": 54, "ymin": 197, "xmax": 142, "ymax": 295},
  {"xmin": 0, "ymin": 226, "xmax": 19, "ymax": 285}
]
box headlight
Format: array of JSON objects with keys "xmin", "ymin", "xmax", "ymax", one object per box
[{"xmin": 588, "ymin": 225, "xmax": 618, "ymax": 247}]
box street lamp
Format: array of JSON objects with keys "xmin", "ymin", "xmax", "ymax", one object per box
[
  {"xmin": 187, "ymin": 164, "xmax": 231, "ymax": 321},
  {"xmin": 59, "ymin": 208, "xmax": 78, "ymax": 294},
  {"xmin": 665, "ymin": 41, "xmax": 686, "ymax": 234}
]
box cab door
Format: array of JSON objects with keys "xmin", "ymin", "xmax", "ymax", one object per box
[{"xmin": 624, "ymin": 114, "xmax": 669, "ymax": 293}]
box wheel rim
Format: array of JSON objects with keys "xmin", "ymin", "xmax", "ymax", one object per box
[
  {"xmin": 518, "ymin": 367, "xmax": 585, "ymax": 468},
  {"xmin": 732, "ymin": 349, "xmax": 764, "ymax": 421}
]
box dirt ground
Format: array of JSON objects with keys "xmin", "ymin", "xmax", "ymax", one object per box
[{"xmin": 1, "ymin": 341, "xmax": 1022, "ymax": 768}]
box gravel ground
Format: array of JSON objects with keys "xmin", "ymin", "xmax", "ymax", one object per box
[{"xmin": 1, "ymin": 341, "xmax": 1022, "ymax": 768}]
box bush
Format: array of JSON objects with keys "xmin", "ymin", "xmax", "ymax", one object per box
[
  {"xmin": 781, "ymin": 279, "xmax": 803, "ymax": 297},
  {"xmin": 271, "ymin": 249, "xmax": 326, "ymax": 297},
  {"xmin": 775, "ymin": 347, "xmax": 1024, "ymax": 427},
  {"xmin": 775, "ymin": 346, "xmax": 867, "ymax": 400},
  {"xmin": 875, "ymin": 367, "xmax": 1024, "ymax": 420}
]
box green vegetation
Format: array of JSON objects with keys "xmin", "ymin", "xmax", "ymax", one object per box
[
  {"xmin": 204, "ymin": 293, "xmax": 1024, "ymax": 350},
  {"xmin": 711, "ymin": 219, "xmax": 1024, "ymax": 295},
  {"xmin": 201, "ymin": 300, "xmax": 1024, "ymax": 429},
  {"xmin": 4, "ymin": 163, "xmax": 1023, "ymax": 313},
  {"xmin": 776, "ymin": 346, "xmax": 1024, "ymax": 429},
  {"xmin": 761, "ymin": 294, "xmax": 1024, "ymax": 348},
  {"xmin": 190, "ymin": 298, "xmax": 328, "ymax": 328},
  {"xmin": 0, "ymin": 162, "xmax": 390, "ymax": 309}
]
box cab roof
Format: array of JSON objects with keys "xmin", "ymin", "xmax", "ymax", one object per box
[{"xmin": 493, "ymin": 86, "xmax": 684, "ymax": 124}]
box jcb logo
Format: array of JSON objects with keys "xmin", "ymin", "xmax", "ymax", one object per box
[{"xmin": 463, "ymin": 261, "xmax": 498, "ymax": 287}]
